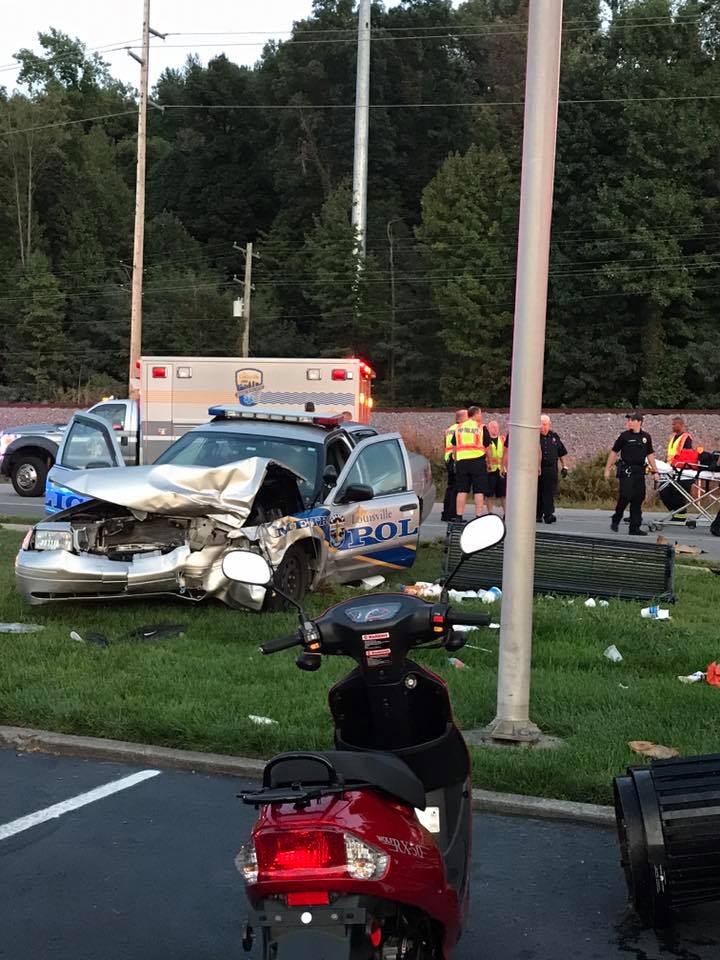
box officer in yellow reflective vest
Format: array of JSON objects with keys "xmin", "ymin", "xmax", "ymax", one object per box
[
  {"xmin": 485, "ymin": 420, "xmax": 506, "ymax": 517},
  {"xmin": 441, "ymin": 408, "xmax": 468, "ymax": 522},
  {"xmin": 454, "ymin": 405, "xmax": 490, "ymax": 521}
]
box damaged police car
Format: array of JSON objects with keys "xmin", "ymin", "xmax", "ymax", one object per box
[{"xmin": 15, "ymin": 407, "xmax": 435, "ymax": 611}]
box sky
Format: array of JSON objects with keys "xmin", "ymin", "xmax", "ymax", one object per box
[{"xmin": 0, "ymin": 0, "xmax": 340, "ymax": 92}]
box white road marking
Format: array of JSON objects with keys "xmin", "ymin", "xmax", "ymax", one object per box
[{"xmin": 0, "ymin": 769, "xmax": 161, "ymax": 841}]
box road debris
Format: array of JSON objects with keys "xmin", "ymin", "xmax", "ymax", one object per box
[
  {"xmin": 248, "ymin": 715, "xmax": 278, "ymax": 726},
  {"xmin": 604, "ymin": 644, "xmax": 623, "ymax": 663},
  {"xmin": 677, "ymin": 671, "xmax": 706, "ymax": 684},
  {"xmin": 361, "ymin": 575, "xmax": 385, "ymax": 590},
  {"xmin": 122, "ymin": 623, "xmax": 187, "ymax": 642},
  {"xmin": 448, "ymin": 657, "xmax": 469, "ymax": 669},
  {"xmin": 641, "ymin": 606, "xmax": 671, "ymax": 620},
  {"xmin": 706, "ymin": 663, "xmax": 720, "ymax": 687},
  {"xmin": 628, "ymin": 740, "xmax": 680, "ymax": 760},
  {"xmin": 0, "ymin": 622, "xmax": 45, "ymax": 633},
  {"xmin": 70, "ymin": 630, "xmax": 109, "ymax": 647}
]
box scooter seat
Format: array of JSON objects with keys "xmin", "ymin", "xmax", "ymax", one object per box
[{"xmin": 265, "ymin": 750, "xmax": 426, "ymax": 810}]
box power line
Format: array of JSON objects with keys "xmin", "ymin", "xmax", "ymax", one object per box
[{"xmin": 0, "ymin": 39, "xmax": 143, "ymax": 75}]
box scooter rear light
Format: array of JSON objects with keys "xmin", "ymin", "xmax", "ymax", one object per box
[
  {"xmin": 344, "ymin": 833, "xmax": 389, "ymax": 880},
  {"xmin": 235, "ymin": 843, "xmax": 258, "ymax": 883},
  {"xmin": 251, "ymin": 830, "xmax": 389, "ymax": 883},
  {"xmin": 258, "ymin": 830, "xmax": 346, "ymax": 880},
  {"xmin": 286, "ymin": 892, "xmax": 330, "ymax": 907}
]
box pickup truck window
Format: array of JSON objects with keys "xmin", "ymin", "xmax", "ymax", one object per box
[
  {"xmin": 342, "ymin": 439, "xmax": 407, "ymax": 496},
  {"xmin": 89, "ymin": 403, "xmax": 127, "ymax": 429},
  {"xmin": 155, "ymin": 430, "xmax": 322, "ymax": 501}
]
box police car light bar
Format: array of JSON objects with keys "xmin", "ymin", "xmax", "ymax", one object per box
[{"xmin": 208, "ymin": 406, "xmax": 345, "ymax": 429}]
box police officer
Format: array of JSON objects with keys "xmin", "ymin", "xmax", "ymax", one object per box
[
  {"xmin": 504, "ymin": 414, "xmax": 568, "ymax": 522},
  {"xmin": 485, "ymin": 419, "xmax": 506, "ymax": 517},
  {"xmin": 604, "ymin": 412, "xmax": 660, "ymax": 536},
  {"xmin": 454, "ymin": 405, "xmax": 490, "ymax": 520},
  {"xmin": 441, "ymin": 408, "xmax": 468, "ymax": 522}
]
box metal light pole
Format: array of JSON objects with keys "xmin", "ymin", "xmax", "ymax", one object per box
[
  {"xmin": 484, "ymin": 0, "xmax": 564, "ymax": 743},
  {"xmin": 387, "ymin": 217, "xmax": 403, "ymax": 406},
  {"xmin": 127, "ymin": 0, "xmax": 151, "ymax": 401},
  {"xmin": 351, "ymin": 0, "xmax": 371, "ymax": 257}
]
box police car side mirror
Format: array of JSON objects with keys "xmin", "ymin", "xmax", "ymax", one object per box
[
  {"xmin": 341, "ymin": 483, "xmax": 374, "ymax": 504},
  {"xmin": 322, "ymin": 464, "xmax": 338, "ymax": 487}
]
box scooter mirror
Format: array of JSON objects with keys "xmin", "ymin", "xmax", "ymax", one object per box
[
  {"xmin": 459, "ymin": 514, "xmax": 505, "ymax": 556},
  {"xmin": 222, "ymin": 550, "xmax": 273, "ymax": 586}
]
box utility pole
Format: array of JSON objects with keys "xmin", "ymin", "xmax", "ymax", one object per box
[
  {"xmin": 351, "ymin": 0, "xmax": 371, "ymax": 258},
  {"xmin": 387, "ymin": 218, "xmax": 403, "ymax": 406},
  {"xmin": 484, "ymin": 0, "xmax": 564, "ymax": 743},
  {"xmin": 242, "ymin": 241, "xmax": 253, "ymax": 357},
  {"xmin": 127, "ymin": 0, "xmax": 165, "ymax": 400}
]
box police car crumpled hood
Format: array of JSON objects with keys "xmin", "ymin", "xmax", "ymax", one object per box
[{"xmin": 58, "ymin": 456, "xmax": 306, "ymax": 523}]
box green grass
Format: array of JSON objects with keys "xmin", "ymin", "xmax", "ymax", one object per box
[
  {"xmin": 0, "ymin": 515, "xmax": 39, "ymax": 525},
  {"xmin": 1, "ymin": 528, "xmax": 718, "ymax": 805}
]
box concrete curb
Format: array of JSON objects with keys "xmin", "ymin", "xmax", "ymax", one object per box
[{"xmin": 0, "ymin": 725, "xmax": 615, "ymax": 828}]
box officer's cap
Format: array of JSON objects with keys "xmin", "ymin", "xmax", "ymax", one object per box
[{"xmin": 626, "ymin": 411, "xmax": 644, "ymax": 422}]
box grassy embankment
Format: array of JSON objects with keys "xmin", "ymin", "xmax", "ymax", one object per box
[{"xmin": 1, "ymin": 528, "xmax": 716, "ymax": 804}]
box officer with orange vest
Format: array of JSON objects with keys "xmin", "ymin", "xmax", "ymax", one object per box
[
  {"xmin": 485, "ymin": 420, "xmax": 506, "ymax": 516},
  {"xmin": 454, "ymin": 405, "xmax": 491, "ymax": 521},
  {"xmin": 441, "ymin": 408, "xmax": 468, "ymax": 522},
  {"xmin": 659, "ymin": 415, "xmax": 694, "ymax": 520}
]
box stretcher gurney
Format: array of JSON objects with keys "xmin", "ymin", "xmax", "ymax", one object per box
[{"xmin": 652, "ymin": 458, "xmax": 720, "ymax": 530}]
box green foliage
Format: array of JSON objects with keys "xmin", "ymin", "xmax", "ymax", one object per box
[{"xmin": 1, "ymin": 2, "xmax": 720, "ymax": 407}]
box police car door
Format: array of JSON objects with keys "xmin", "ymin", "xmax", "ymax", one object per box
[
  {"xmin": 45, "ymin": 412, "xmax": 125, "ymax": 516},
  {"xmin": 324, "ymin": 433, "xmax": 420, "ymax": 580}
]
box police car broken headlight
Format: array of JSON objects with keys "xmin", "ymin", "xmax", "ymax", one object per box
[{"xmin": 33, "ymin": 529, "xmax": 73, "ymax": 552}]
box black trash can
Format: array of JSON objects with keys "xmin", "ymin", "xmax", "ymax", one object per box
[{"xmin": 613, "ymin": 753, "xmax": 720, "ymax": 926}]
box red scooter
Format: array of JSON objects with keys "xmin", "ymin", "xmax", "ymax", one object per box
[{"xmin": 222, "ymin": 514, "xmax": 505, "ymax": 960}]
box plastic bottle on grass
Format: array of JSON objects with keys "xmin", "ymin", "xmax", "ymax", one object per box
[{"xmin": 641, "ymin": 606, "xmax": 670, "ymax": 620}]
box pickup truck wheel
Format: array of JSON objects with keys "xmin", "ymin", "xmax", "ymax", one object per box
[
  {"xmin": 11, "ymin": 456, "xmax": 48, "ymax": 497},
  {"xmin": 264, "ymin": 545, "xmax": 309, "ymax": 612}
]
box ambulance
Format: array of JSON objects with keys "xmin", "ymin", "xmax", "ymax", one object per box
[{"xmin": 0, "ymin": 356, "xmax": 376, "ymax": 497}]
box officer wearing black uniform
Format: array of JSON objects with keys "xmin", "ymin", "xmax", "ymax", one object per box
[
  {"xmin": 503, "ymin": 414, "xmax": 569, "ymax": 523},
  {"xmin": 604, "ymin": 412, "xmax": 660, "ymax": 536}
]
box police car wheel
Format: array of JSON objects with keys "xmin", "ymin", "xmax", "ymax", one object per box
[
  {"xmin": 11, "ymin": 456, "xmax": 48, "ymax": 497},
  {"xmin": 264, "ymin": 545, "xmax": 309, "ymax": 612}
]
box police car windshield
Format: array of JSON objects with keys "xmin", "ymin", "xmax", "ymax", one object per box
[{"xmin": 155, "ymin": 431, "xmax": 322, "ymax": 501}]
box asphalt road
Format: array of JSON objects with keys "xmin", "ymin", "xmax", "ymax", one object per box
[
  {"xmin": 0, "ymin": 483, "xmax": 44, "ymax": 520},
  {"xmin": 2, "ymin": 750, "xmax": 719, "ymax": 960},
  {"xmin": 420, "ymin": 503, "xmax": 720, "ymax": 560}
]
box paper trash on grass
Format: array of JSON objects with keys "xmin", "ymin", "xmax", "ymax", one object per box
[
  {"xmin": 604, "ymin": 644, "xmax": 623, "ymax": 663},
  {"xmin": 677, "ymin": 671, "xmax": 706, "ymax": 684},
  {"xmin": 466, "ymin": 644, "xmax": 493, "ymax": 652},
  {"xmin": 248, "ymin": 714, "xmax": 278, "ymax": 726},
  {"xmin": 599, "ymin": 600, "xmax": 610, "ymax": 607},
  {"xmin": 361, "ymin": 575, "xmax": 385, "ymax": 590},
  {"xmin": 448, "ymin": 657, "xmax": 469, "ymax": 670},
  {"xmin": 452, "ymin": 624, "xmax": 479, "ymax": 633},
  {"xmin": 448, "ymin": 589, "xmax": 482, "ymax": 602},
  {"xmin": 584, "ymin": 598, "xmax": 597, "ymax": 608},
  {"xmin": 0, "ymin": 622, "xmax": 45, "ymax": 633},
  {"xmin": 403, "ymin": 582, "xmax": 442, "ymax": 599},
  {"xmin": 629, "ymin": 740, "xmax": 680, "ymax": 760},
  {"xmin": 489, "ymin": 623, "xmax": 501, "ymax": 629}
]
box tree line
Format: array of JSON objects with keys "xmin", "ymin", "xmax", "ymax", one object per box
[{"xmin": 1, "ymin": 0, "xmax": 720, "ymax": 408}]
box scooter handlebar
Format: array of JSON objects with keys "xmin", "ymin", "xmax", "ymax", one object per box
[
  {"xmin": 259, "ymin": 633, "xmax": 302, "ymax": 655},
  {"xmin": 446, "ymin": 610, "xmax": 492, "ymax": 628}
]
